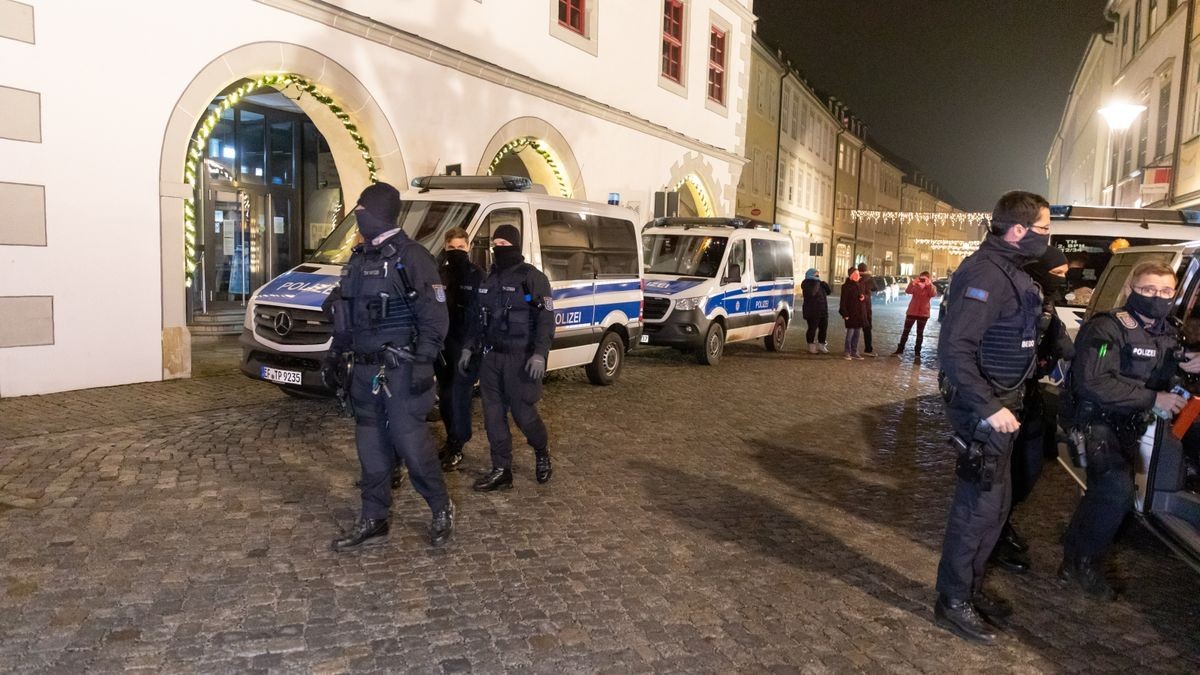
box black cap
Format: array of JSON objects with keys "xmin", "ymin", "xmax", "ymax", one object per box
[{"xmin": 493, "ymin": 224, "xmax": 521, "ymax": 249}]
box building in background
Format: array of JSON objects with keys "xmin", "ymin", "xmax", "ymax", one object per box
[{"xmin": 0, "ymin": 0, "xmax": 754, "ymax": 396}]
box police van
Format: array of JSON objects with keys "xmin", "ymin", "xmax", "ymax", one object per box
[
  {"xmin": 240, "ymin": 175, "xmax": 644, "ymax": 392},
  {"xmin": 1047, "ymin": 205, "xmax": 1200, "ymax": 339},
  {"xmin": 1056, "ymin": 239, "xmax": 1200, "ymax": 573},
  {"xmin": 640, "ymin": 217, "xmax": 795, "ymax": 365}
]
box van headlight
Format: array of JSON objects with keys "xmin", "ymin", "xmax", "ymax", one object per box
[{"xmin": 673, "ymin": 296, "xmax": 706, "ymax": 311}]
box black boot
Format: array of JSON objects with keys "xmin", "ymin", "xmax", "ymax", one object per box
[
  {"xmin": 1002, "ymin": 522, "xmax": 1029, "ymax": 553},
  {"xmin": 990, "ymin": 537, "xmax": 1031, "ymax": 574},
  {"xmin": 1058, "ymin": 556, "xmax": 1116, "ymax": 601},
  {"xmin": 331, "ymin": 518, "xmax": 389, "ymax": 552},
  {"xmin": 972, "ymin": 588, "xmax": 1013, "ymax": 623},
  {"xmin": 473, "ymin": 467, "xmax": 513, "ymax": 492},
  {"xmin": 535, "ymin": 450, "xmax": 552, "ymax": 484},
  {"xmin": 429, "ymin": 499, "xmax": 455, "ymax": 547},
  {"xmin": 440, "ymin": 441, "xmax": 464, "ymax": 472},
  {"xmin": 934, "ymin": 595, "xmax": 996, "ymax": 645}
]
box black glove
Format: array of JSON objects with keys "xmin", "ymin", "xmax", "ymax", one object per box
[
  {"xmin": 457, "ymin": 349, "xmax": 473, "ymax": 376},
  {"xmin": 321, "ymin": 350, "xmax": 344, "ymax": 389},
  {"xmin": 525, "ymin": 354, "xmax": 546, "ymax": 380}
]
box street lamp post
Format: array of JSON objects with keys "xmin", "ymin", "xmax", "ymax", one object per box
[{"xmin": 1098, "ymin": 103, "xmax": 1147, "ymax": 207}]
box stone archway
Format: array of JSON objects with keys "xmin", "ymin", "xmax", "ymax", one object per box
[
  {"xmin": 476, "ymin": 117, "xmax": 585, "ymax": 199},
  {"xmin": 158, "ymin": 43, "xmax": 404, "ymax": 379},
  {"xmin": 664, "ymin": 153, "xmax": 720, "ymax": 217}
]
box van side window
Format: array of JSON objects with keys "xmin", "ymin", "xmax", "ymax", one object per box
[
  {"xmin": 726, "ymin": 239, "xmax": 746, "ymax": 282},
  {"xmin": 773, "ymin": 240, "xmax": 794, "ymax": 279},
  {"xmin": 471, "ymin": 208, "xmax": 523, "ymax": 270},
  {"xmin": 751, "ymin": 238, "xmax": 777, "ymax": 282},
  {"xmin": 534, "ymin": 210, "xmax": 638, "ymax": 281}
]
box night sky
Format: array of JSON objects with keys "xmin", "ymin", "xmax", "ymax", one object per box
[{"xmin": 753, "ymin": 0, "xmax": 1109, "ymax": 211}]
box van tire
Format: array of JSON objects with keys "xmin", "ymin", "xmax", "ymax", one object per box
[
  {"xmin": 765, "ymin": 314, "xmax": 787, "ymax": 352},
  {"xmin": 697, "ymin": 323, "xmax": 725, "ymax": 366},
  {"xmin": 586, "ymin": 332, "xmax": 624, "ymax": 386}
]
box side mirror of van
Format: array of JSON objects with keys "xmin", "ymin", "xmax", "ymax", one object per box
[{"xmin": 725, "ymin": 264, "xmax": 742, "ymax": 284}]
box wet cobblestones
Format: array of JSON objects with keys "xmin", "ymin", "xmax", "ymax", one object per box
[{"xmin": 1, "ymin": 302, "xmax": 1197, "ymax": 673}]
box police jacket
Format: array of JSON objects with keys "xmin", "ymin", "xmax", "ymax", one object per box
[
  {"xmin": 330, "ymin": 230, "xmax": 449, "ymax": 361},
  {"xmin": 938, "ymin": 235, "xmax": 1042, "ymax": 418},
  {"xmin": 1066, "ymin": 307, "xmax": 1179, "ymax": 418},
  {"xmin": 439, "ymin": 254, "xmax": 486, "ymax": 347},
  {"xmin": 466, "ymin": 260, "xmax": 555, "ymax": 359}
]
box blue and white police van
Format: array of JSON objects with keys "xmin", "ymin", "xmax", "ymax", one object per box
[
  {"xmin": 640, "ymin": 217, "xmax": 795, "ymax": 365},
  {"xmin": 240, "ymin": 175, "xmax": 644, "ymax": 393}
]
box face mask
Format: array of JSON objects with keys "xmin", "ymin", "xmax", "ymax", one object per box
[
  {"xmin": 492, "ymin": 245, "xmax": 522, "ymax": 269},
  {"xmin": 445, "ymin": 249, "xmax": 470, "ymax": 266},
  {"xmin": 356, "ymin": 210, "xmax": 394, "ymax": 242},
  {"xmin": 1126, "ymin": 289, "xmax": 1173, "ymax": 320},
  {"xmin": 1017, "ymin": 227, "xmax": 1049, "ymax": 260}
]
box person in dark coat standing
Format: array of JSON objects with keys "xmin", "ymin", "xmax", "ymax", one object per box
[
  {"xmin": 892, "ymin": 271, "xmax": 939, "ymax": 362},
  {"xmin": 435, "ymin": 227, "xmax": 486, "ymax": 471},
  {"xmin": 800, "ymin": 268, "xmax": 832, "ymax": 354},
  {"xmin": 840, "ymin": 267, "xmax": 868, "ymax": 360},
  {"xmin": 857, "ymin": 262, "xmax": 878, "ymax": 357},
  {"xmin": 459, "ymin": 224, "xmax": 556, "ymax": 490}
]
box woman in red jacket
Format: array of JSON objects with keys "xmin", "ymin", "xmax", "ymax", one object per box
[{"xmin": 892, "ymin": 271, "xmax": 939, "ymax": 362}]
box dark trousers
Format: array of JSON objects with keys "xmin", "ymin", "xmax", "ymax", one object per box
[
  {"xmin": 804, "ymin": 314, "xmax": 828, "ymax": 344},
  {"xmin": 349, "ymin": 362, "xmax": 448, "ymax": 520},
  {"xmin": 895, "ymin": 315, "xmax": 929, "ymax": 354},
  {"xmin": 434, "ymin": 343, "xmax": 479, "ymax": 447},
  {"xmin": 1011, "ymin": 381, "xmax": 1047, "ymax": 507},
  {"xmin": 480, "ymin": 350, "xmax": 548, "ymax": 470},
  {"xmin": 1062, "ymin": 424, "xmax": 1137, "ymax": 560},
  {"xmin": 936, "ymin": 403, "xmax": 1018, "ymax": 600},
  {"xmin": 862, "ymin": 322, "xmax": 874, "ymax": 353}
]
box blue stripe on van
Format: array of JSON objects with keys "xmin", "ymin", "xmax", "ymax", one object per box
[{"xmin": 551, "ymin": 279, "xmax": 641, "ymax": 301}]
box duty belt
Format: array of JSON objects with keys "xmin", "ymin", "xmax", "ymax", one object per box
[{"xmin": 352, "ymin": 351, "xmax": 386, "ymax": 365}]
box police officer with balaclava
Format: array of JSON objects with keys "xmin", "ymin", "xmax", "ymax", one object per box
[
  {"xmin": 934, "ymin": 190, "xmax": 1050, "ymax": 644},
  {"xmin": 435, "ymin": 226, "xmax": 486, "ymax": 471},
  {"xmin": 458, "ymin": 224, "xmax": 556, "ymax": 490},
  {"xmin": 325, "ymin": 182, "xmax": 455, "ymax": 551},
  {"xmin": 1059, "ymin": 260, "xmax": 1200, "ymax": 599}
]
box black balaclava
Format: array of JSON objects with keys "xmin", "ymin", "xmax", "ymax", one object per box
[
  {"xmin": 355, "ymin": 182, "xmax": 402, "ymax": 242},
  {"xmin": 444, "ymin": 248, "xmax": 471, "ymax": 271},
  {"xmin": 1024, "ymin": 246, "xmax": 1069, "ymax": 300},
  {"xmin": 492, "ymin": 224, "xmax": 524, "ymax": 270}
]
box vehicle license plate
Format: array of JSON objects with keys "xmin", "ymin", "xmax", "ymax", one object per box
[
  {"xmin": 639, "ymin": 334, "xmax": 650, "ymax": 344},
  {"xmin": 261, "ymin": 366, "xmax": 302, "ymax": 385}
]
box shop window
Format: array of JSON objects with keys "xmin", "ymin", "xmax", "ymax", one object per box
[
  {"xmin": 269, "ymin": 122, "xmax": 294, "ymax": 187},
  {"xmin": 661, "ymin": 0, "xmax": 684, "ymax": 83},
  {"xmin": 707, "ymin": 25, "xmax": 726, "ymax": 105},
  {"xmin": 238, "ymin": 110, "xmax": 266, "ymax": 185},
  {"xmin": 559, "ymin": 0, "xmax": 585, "ymax": 35}
]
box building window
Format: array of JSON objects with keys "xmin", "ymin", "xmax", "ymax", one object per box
[
  {"xmin": 1190, "ymin": 56, "xmax": 1200, "ymax": 137},
  {"xmin": 781, "ymin": 87, "xmax": 792, "ymax": 135},
  {"xmin": 559, "ymin": 0, "xmax": 585, "ymax": 34},
  {"xmin": 707, "ymin": 26, "xmax": 726, "ymax": 105},
  {"xmin": 661, "ymin": 0, "xmax": 684, "ymax": 83},
  {"xmin": 1156, "ymin": 70, "xmax": 1172, "ymax": 158},
  {"xmin": 1122, "ymin": 14, "xmax": 1130, "ymax": 63},
  {"xmin": 1137, "ymin": 85, "xmax": 1150, "ymax": 166},
  {"xmin": 1133, "ymin": 0, "xmax": 1142, "ymax": 54},
  {"xmin": 1149, "ymin": 0, "xmax": 1160, "ymax": 34}
]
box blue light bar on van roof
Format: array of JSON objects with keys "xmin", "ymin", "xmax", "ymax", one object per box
[
  {"xmin": 648, "ymin": 217, "xmax": 768, "ymax": 230},
  {"xmin": 410, "ymin": 175, "xmax": 533, "ymax": 192}
]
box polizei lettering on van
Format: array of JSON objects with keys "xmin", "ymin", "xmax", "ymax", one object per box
[{"xmin": 254, "ymin": 271, "xmax": 341, "ymax": 309}]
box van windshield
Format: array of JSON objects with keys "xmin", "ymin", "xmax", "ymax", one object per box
[
  {"xmin": 309, "ymin": 201, "xmax": 480, "ymax": 265},
  {"xmin": 643, "ymin": 234, "xmax": 728, "ymax": 277},
  {"xmin": 1052, "ymin": 235, "xmax": 1176, "ymax": 307}
]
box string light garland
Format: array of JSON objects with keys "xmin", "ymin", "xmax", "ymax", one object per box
[
  {"xmin": 914, "ymin": 238, "xmax": 981, "ymax": 254},
  {"xmin": 486, "ymin": 138, "xmax": 571, "ymax": 198},
  {"xmin": 182, "ymin": 74, "xmax": 379, "ymax": 287},
  {"xmin": 850, "ymin": 209, "xmax": 989, "ymax": 226},
  {"xmin": 672, "ymin": 174, "xmax": 714, "ymax": 217}
]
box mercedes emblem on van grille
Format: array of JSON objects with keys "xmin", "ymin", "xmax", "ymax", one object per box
[{"xmin": 273, "ymin": 311, "xmax": 293, "ymax": 337}]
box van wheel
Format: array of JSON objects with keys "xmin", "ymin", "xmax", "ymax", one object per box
[
  {"xmin": 586, "ymin": 332, "xmax": 624, "ymax": 385},
  {"xmin": 765, "ymin": 315, "xmax": 787, "ymax": 352},
  {"xmin": 697, "ymin": 323, "xmax": 725, "ymax": 366}
]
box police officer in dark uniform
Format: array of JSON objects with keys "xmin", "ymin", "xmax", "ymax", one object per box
[
  {"xmin": 325, "ymin": 182, "xmax": 455, "ymax": 551},
  {"xmin": 458, "ymin": 224, "xmax": 556, "ymax": 490},
  {"xmin": 934, "ymin": 190, "xmax": 1050, "ymax": 644},
  {"xmin": 435, "ymin": 227, "xmax": 485, "ymax": 471},
  {"xmin": 1059, "ymin": 260, "xmax": 1200, "ymax": 598}
]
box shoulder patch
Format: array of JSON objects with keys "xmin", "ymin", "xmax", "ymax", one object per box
[
  {"xmin": 543, "ymin": 296, "xmax": 554, "ymax": 311},
  {"xmin": 433, "ymin": 284, "xmax": 446, "ymax": 303},
  {"xmin": 1114, "ymin": 310, "xmax": 1138, "ymax": 330},
  {"xmin": 964, "ymin": 287, "xmax": 989, "ymax": 303}
]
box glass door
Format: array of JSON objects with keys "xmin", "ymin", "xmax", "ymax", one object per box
[{"xmin": 202, "ymin": 185, "xmax": 267, "ymax": 307}]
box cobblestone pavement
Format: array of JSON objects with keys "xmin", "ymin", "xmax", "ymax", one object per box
[{"xmin": 1, "ymin": 301, "xmax": 1198, "ymax": 673}]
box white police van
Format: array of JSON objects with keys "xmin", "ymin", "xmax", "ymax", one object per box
[
  {"xmin": 240, "ymin": 175, "xmax": 644, "ymax": 392},
  {"xmin": 640, "ymin": 217, "xmax": 795, "ymax": 365}
]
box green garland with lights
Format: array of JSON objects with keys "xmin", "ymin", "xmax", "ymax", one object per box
[
  {"xmin": 674, "ymin": 174, "xmax": 714, "ymax": 217},
  {"xmin": 486, "ymin": 138, "xmax": 571, "ymax": 198},
  {"xmin": 182, "ymin": 74, "xmax": 378, "ymax": 287}
]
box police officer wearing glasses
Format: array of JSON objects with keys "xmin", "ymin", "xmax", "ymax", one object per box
[
  {"xmin": 459, "ymin": 224, "xmax": 556, "ymax": 490},
  {"xmin": 325, "ymin": 182, "xmax": 455, "ymax": 552},
  {"xmin": 1059, "ymin": 261, "xmax": 1200, "ymax": 599},
  {"xmin": 934, "ymin": 190, "xmax": 1050, "ymax": 644}
]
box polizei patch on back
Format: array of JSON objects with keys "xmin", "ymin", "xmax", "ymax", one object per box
[
  {"xmin": 1115, "ymin": 310, "xmax": 1138, "ymax": 330},
  {"xmin": 964, "ymin": 287, "xmax": 989, "ymax": 303}
]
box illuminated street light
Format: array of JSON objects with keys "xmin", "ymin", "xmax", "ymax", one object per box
[{"xmin": 1097, "ymin": 103, "xmax": 1147, "ymax": 206}]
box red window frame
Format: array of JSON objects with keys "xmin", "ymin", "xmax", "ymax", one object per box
[
  {"xmin": 558, "ymin": 0, "xmax": 586, "ymax": 36},
  {"xmin": 707, "ymin": 26, "xmax": 726, "ymax": 104},
  {"xmin": 661, "ymin": 0, "xmax": 684, "ymax": 83}
]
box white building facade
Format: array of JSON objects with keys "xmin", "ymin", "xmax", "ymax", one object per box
[{"xmin": 0, "ymin": 0, "xmax": 754, "ymax": 396}]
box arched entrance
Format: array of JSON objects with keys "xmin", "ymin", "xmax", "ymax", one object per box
[
  {"xmin": 672, "ymin": 173, "xmax": 715, "ymax": 217},
  {"xmin": 477, "ymin": 118, "xmax": 585, "ymax": 199},
  {"xmin": 159, "ymin": 43, "xmax": 404, "ymax": 379}
]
